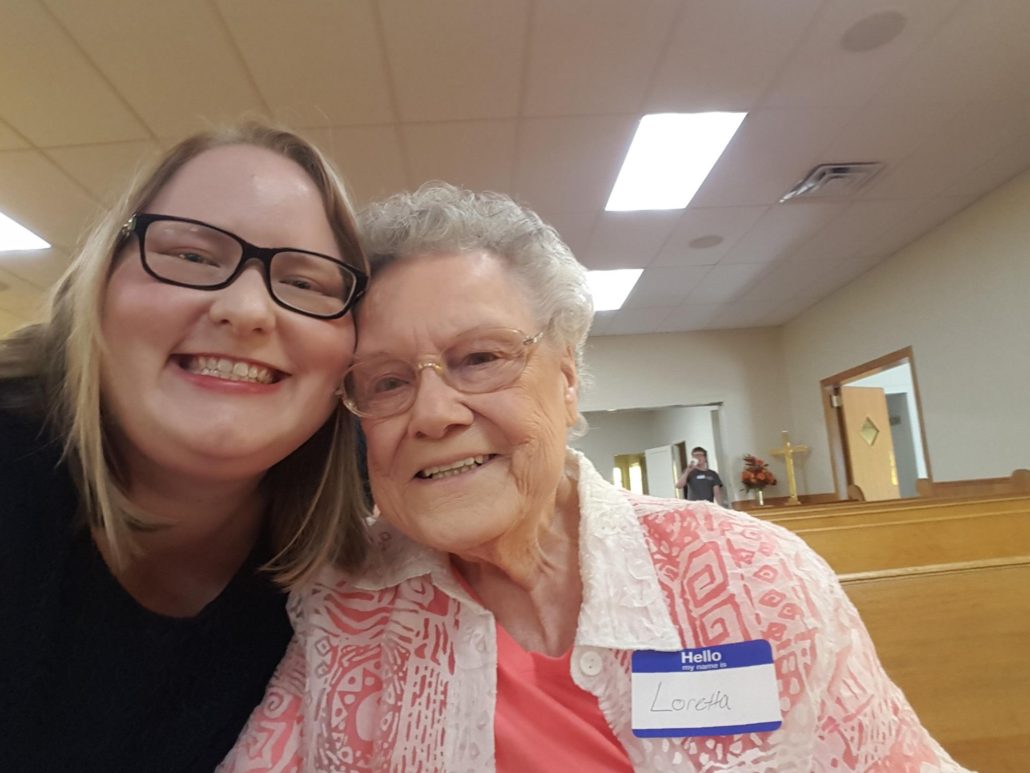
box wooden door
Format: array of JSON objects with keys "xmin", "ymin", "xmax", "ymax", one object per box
[{"xmin": 841, "ymin": 386, "xmax": 900, "ymax": 500}]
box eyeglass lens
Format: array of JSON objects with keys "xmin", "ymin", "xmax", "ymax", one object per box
[
  {"xmin": 345, "ymin": 328, "xmax": 534, "ymax": 417},
  {"xmin": 142, "ymin": 219, "xmax": 356, "ymax": 317}
]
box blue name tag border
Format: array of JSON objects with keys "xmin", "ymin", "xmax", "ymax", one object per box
[
  {"xmin": 633, "ymin": 720, "xmax": 783, "ymax": 739},
  {"xmin": 632, "ymin": 639, "xmax": 773, "ymax": 672}
]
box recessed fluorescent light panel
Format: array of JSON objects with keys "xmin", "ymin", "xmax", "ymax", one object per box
[
  {"xmin": 587, "ymin": 268, "xmax": 643, "ymax": 312},
  {"xmin": 606, "ymin": 112, "xmax": 747, "ymax": 211},
  {"xmin": 0, "ymin": 211, "xmax": 50, "ymax": 252}
]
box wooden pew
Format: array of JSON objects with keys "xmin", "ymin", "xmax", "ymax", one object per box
[
  {"xmin": 769, "ymin": 495, "xmax": 1030, "ymax": 575},
  {"xmin": 751, "ymin": 491, "xmax": 1030, "ymax": 525},
  {"xmin": 842, "ymin": 558, "xmax": 1030, "ymax": 773},
  {"xmin": 917, "ymin": 468, "xmax": 1030, "ymax": 498}
]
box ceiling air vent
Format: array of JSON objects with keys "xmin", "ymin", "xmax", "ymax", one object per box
[{"xmin": 779, "ymin": 162, "xmax": 884, "ymax": 203}]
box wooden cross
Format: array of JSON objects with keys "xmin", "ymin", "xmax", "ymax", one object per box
[{"xmin": 771, "ymin": 430, "xmax": 809, "ymax": 506}]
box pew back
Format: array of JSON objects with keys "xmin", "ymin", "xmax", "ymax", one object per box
[
  {"xmin": 843, "ymin": 558, "xmax": 1030, "ymax": 773},
  {"xmin": 916, "ymin": 468, "xmax": 1030, "ymax": 498},
  {"xmin": 766, "ymin": 495, "xmax": 1030, "ymax": 575}
]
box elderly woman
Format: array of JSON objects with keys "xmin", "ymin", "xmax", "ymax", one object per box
[
  {"xmin": 0, "ymin": 123, "xmax": 370, "ymax": 770},
  {"xmin": 225, "ymin": 183, "xmax": 964, "ymax": 772}
]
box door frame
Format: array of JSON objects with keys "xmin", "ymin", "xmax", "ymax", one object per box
[{"xmin": 820, "ymin": 346, "xmax": 933, "ymax": 498}]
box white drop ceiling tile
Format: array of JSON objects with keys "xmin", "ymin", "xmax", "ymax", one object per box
[
  {"xmin": 941, "ymin": 113, "xmax": 1030, "ymax": 198},
  {"xmin": 217, "ymin": 0, "xmax": 394, "ymax": 127},
  {"xmin": 690, "ymin": 106, "xmax": 857, "ymax": 207},
  {"xmin": 514, "ymin": 115, "xmax": 638, "ymax": 213},
  {"xmin": 0, "ymin": 119, "xmax": 29, "ymax": 151},
  {"xmin": 733, "ymin": 257, "xmax": 824, "ymax": 304},
  {"xmin": 647, "ymin": 0, "xmax": 822, "ymax": 111},
  {"xmin": 379, "ymin": 0, "xmax": 528, "ymax": 122},
  {"xmin": 302, "ymin": 126, "xmax": 409, "ymax": 207},
  {"xmin": 525, "ymin": 0, "xmax": 678, "ymax": 116},
  {"xmin": 46, "ymin": 0, "xmax": 265, "ymax": 140},
  {"xmin": 47, "ymin": 141, "xmax": 161, "ymax": 206},
  {"xmin": 861, "ymin": 100, "xmax": 1030, "ymax": 201},
  {"xmin": 762, "ymin": 0, "xmax": 963, "ymax": 108},
  {"xmin": 873, "ymin": 0, "xmax": 1030, "ymax": 106},
  {"xmin": 539, "ymin": 209, "xmax": 598, "ymax": 262},
  {"xmin": 943, "ymin": 103, "xmax": 1030, "ymax": 197},
  {"xmin": 826, "ymin": 100, "xmax": 962, "ymax": 163},
  {"xmin": 940, "ymin": 156, "xmax": 1025, "ymax": 202},
  {"xmin": 685, "ymin": 263, "xmax": 768, "ymax": 303},
  {"xmin": 653, "ymin": 303, "xmax": 726, "ymax": 333},
  {"xmin": 0, "ymin": 3, "xmax": 149, "ymax": 146},
  {"xmin": 860, "ymin": 195, "xmax": 976, "ymax": 258},
  {"xmin": 707, "ymin": 297, "xmax": 784, "ymax": 330},
  {"xmin": 0, "ymin": 247, "xmax": 70, "ymax": 293},
  {"xmin": 818, "ymin": 253, "xmax": 880, "ymax": 289},
  {"xmin": 786, "ymin": 198, "xmax": 923, "ymax": 264},
  {"xmin": 623, "ymin": 266, "xmax": 711, "ymax": 309},
  {"xmin": 603, "ymin": 306, "xmax": 676, "ymax": 336},
  {"xmin": 585, "ymin": 212, "xmax": 682, "ymax": 269},
  {"xmin": 653, "ymin": 206, "xmax": 767, "ymax": 267},
  {"xmin": 403, "ymin": 121, "xmax": 517, "ymax": 193},
  {"xmin": 788, "ymin": 255, "xmax": 882, "ymax": 311},
  {"xmin": 720, "ymin": 201, "xmax": 848, "ymax": 264},
  {"xmin": 0, "ymin": 150, "xmax": 101, "ymax": 248}
]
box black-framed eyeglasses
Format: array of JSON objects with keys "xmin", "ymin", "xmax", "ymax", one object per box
[
  {"xmin": 342, "ymin": 327, "xmax": 545, "ymax": 418},
  {"xmin": 120, "ymin": 213, "xmax": 368, "ymax": 320}
]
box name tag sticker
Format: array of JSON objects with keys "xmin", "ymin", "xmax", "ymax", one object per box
[{"xmin": 631, "ymin": 639, "xmax": 782, "ymax": 738}]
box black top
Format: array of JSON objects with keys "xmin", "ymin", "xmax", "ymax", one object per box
[
  {"xmin": 685, "ymin": 467, "xmax": 723, "ymax": 502},
  {"xmin": 0, "ymin": 394, "xmax": 292, "ymax": 772}
]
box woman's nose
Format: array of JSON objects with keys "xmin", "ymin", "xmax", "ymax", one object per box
[
  {"xmin": 406, "ymin": 366, "xmax": 473, "ymax": 440},
  {"xmin": 207, "ymin": 264, "xmax": 278, "ymax": 334}
]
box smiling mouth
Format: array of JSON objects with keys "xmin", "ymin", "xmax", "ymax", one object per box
[
  {"xmin": 416, "ymin": 455, "xmax": 494, "ymax": 480},
  {"xmin": 176, "ymin": 355, "xmax": 284, "ymax": 385}
]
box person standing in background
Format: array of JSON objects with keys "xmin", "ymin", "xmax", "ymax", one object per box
[{"xmin": 676, "ymin": 446, "xmax": 724, "ymax": 504}]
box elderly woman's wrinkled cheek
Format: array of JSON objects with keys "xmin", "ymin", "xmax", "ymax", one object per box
[{"xmin": 509, "ymin": 415, "xmax": 568, "ymax": 502}]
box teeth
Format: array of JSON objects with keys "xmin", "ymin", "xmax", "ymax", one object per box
[
  {"xmin": 420, "ymin": 455, "xmax": 488, "ymax": 480},
  {"xmin": 185, "ymin": 355, "xmax": 276, "ymax": 384}
]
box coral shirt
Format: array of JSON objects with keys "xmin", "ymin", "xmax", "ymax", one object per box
[
  {"xmin": 494, "ymin": 621, "xmax": 633, "ymax": 772},
  {"xmin": 449, "ymin": 564, "xmax": 633, "ymax": 772}
]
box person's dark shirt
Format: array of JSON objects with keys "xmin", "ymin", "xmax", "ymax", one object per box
[
  {"xmin": 686, "ymin": 467, "xmax": 723, "ymax": 502},
  {"xmin": 0, "ymin": 388, "xmax": 292, "ymax": 772}
]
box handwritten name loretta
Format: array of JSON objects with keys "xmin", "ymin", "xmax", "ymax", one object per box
[{"xmin": 650, "ymin": 684, "xmax": 732, "ymax": 715}]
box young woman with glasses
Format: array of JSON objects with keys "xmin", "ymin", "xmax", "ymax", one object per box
[
  {"xmin": 0, "ymin": 123, "xmax": 370, "ymax": 771},
  {"xmin": 224, "ymin": 183, "xmax": 965, "ymax": 772}
]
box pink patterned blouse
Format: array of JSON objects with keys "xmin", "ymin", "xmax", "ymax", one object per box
[{"xmin": 221, "ymin": 451, "xmax": 967, "ymax": 772}]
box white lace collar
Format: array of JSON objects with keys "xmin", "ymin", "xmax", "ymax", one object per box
[{"xmin": 336, "ymin": 449, "xmax": 681, "ymax": 650}]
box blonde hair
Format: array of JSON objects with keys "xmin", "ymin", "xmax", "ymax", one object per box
[{"xmin": 0, "ymin": 122, "xmax": 370, "ymax": 587}]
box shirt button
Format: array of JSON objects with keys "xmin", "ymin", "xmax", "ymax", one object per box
[{"xmin": 578, "ymin": 650, "xmax": 603, "ymax": 676}]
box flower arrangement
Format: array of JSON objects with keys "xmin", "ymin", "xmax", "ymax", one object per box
[{"xmin": 741, "ymin": 454, "xmax": 777, "ymax": 491}]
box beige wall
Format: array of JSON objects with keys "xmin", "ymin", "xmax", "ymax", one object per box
[
  {"xmin": 580, "ymin": 329, "xmax": 789, "ymax": 496},
  {"xmin": 782, "ymin": 168, "xmax": 1030, "ymax": 492},
  {"xmin": 584, "ymin": 169, "xmax": 1030, "ymax": 497}
]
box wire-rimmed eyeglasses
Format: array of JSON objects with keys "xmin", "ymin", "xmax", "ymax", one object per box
[
  {"xmin": 342, "ymin": 327, "xmax": 545, "ymax": 418},
  {"xmin": 120, "ymin": 213, "xmax": 368, "ymax": 320}
]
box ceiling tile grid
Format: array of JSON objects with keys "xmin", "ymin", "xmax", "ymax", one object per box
[{"xmin": 2, "ymin": 0, "xmax": 1030, "ymax": 338}]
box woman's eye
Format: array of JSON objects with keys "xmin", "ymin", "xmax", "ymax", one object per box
[
  {"xmin": 275, "ymin": 274, "xmax": 341, "ymax": 298},
  {"xmin": 460, "ymin": 350, "xmax": 503, "ymax": 368},
  {"xmin": 371, "ymin": 375, "xmax": 410, "ymax": 394},
  {"xmin": 175, "ymin": 251, "xmax": 218, "ymax": 266},
  {"xmin": 281, "ymin": 277, "xmax": 318, "ymax": 292}
]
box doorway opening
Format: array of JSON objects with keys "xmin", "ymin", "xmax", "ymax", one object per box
[{"xmin": 821, "ymin": 347, "xmax": 932, "ymax": 500}]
